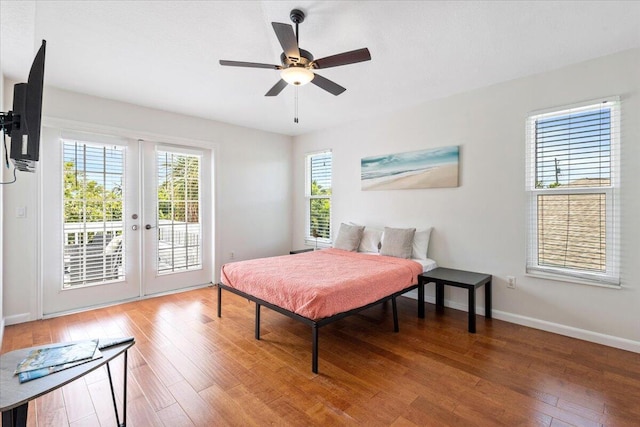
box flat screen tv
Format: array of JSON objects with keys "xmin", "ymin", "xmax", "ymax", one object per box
[{"xmin": 0, "ymin": 40, "xmax": 46, "ymax": 173}]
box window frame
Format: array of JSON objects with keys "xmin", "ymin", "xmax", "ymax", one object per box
[
  {"xmin": 61, "ymin": 138, "xmax": 127, "ymax": 288},
  {"xmin": 525, "ymin": 97, "xmax": 620, "ymax": 287},
  {"xmin": 304, "ymin": 149, "xmax": 332, "ymax": 248},
  {"xmin": 155, "ymin": 148, "xmax": 203, "ymax": 275}
]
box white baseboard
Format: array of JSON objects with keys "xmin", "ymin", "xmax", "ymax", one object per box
[
  {"xmin": 4, "ymin": 313, "xmax": 33, "ymax": 326},
  {"xmin": 41, "ymin": 283, "xmax": 212, "ymax": 319},
  {"xmin": 492, "ymin": 310, "xmax": 640, "ymax": 353},
  {"xmin": 3, "ymin": 284, "xmax": 213, "ymax": 325},
  {"xmin": 402, "ymin": 289, "xmax": 640, "ymax": 353}
]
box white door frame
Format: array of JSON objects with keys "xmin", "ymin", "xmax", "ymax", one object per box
[
  {"xmin": 40, "ymin": 129, "xmax": 141, "ymax": 316},
  {"xmin": 140, "ymin": 140, "xmax": 213, "ymax": 296},
  {"xmin": 38, "ymin": 120, "xmax": 215, "ymax": 317}
]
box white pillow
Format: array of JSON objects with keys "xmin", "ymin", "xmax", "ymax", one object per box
[
  {"xmin": 380, "ymin": 227, "xmax": 416, "ymax": 259},
  {"xmin": 333, "ymin": 223, "xmax": 365, "ymax": 251},
  {"xmin": 412, "ymin": 227, "xmax": 433, "ymax": 260},
  {"xmin": 358, "ymin": 227, "xmax": 383, "ymax": 253}
]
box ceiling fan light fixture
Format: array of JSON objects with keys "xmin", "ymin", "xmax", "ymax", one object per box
[
  {"xmin": 219, "ymin": 8, "xmax": 370, "ymax": 98},
  {"xmin": 281, "ymin": 66, "xmax": 314, "ymax": 86}
]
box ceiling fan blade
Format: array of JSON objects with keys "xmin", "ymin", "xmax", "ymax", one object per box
[
  {"xmin": 310, "ymin": 73, "xmax": 346, "ymax": 96},
  {"xmin": 272, "ymin": 22, "xmax": 300, "ymax": 62},
  {"xmin": 265, "ymin": 79, "xmax": 288, "ymax": 97},
  {"xmin": 219, "ymin": 60, "xmax": 281, "ymax": 69},
  {"xmin": 312, "ymin": 48, "xmax": 371, "ymax": 69}
]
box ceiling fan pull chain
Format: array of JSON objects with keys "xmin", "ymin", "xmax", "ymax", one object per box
[{"xmin": 294, "ymin": 87, "xmax": 299, "ymax": 123}]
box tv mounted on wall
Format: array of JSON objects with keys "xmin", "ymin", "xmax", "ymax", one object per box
[{"xmin": 0, "ymin": 40, "xmax": 46, "ymax": 173}]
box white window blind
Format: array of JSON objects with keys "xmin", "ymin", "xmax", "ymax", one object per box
[
  {"xmin": 306, "ymin": 151, "xmax": 332, "ymax": 244},
  {"xmin": 63, "ymin": 140, "xmax": 125, "ymax": 288},
  {"xmin": 526, "ymin": 98, "xmax": 620, "ymax": 286},
  {"xmin": 156, "ymin": 150, "xmax": 202, "ymax": 274}
]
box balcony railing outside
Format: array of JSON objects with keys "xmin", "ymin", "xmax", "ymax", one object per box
[{"xmin": 63, "ymin": 220, "xmax": 201, "ymax": 288}]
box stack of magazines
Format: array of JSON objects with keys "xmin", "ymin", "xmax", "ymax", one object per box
[{"xmin": 14, "ymin": 337, "xmax": 133, "ymax": 383}]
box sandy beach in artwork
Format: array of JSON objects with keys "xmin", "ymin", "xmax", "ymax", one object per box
[{"xmin": 362, "ymin": 164, "xmax": 458, "ymax": 190}]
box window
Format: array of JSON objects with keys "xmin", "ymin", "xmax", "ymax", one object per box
[
  {"xmin": 63, "ymin": 140, "xmax": 125, "ymax": 288},
  {"xmin": 305, "ymin": 150, "xmax": 332, "ymax": 246},
  {"xmin": 156, "ymin": 150, "xmax": 202, "ymax": 274},
  {"xmin": 526, "ymin": 98, "xmax": 620, "ymax": 286}
]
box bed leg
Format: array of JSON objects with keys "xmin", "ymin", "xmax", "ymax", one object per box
[
  {"xmin": 255, "ymin": 303, "xmax": 261, "ymax": 340},
  {"xmin": 312, "ymin": 325, "xmax": 319, "ymax": 374},
  {"xmin": 392, "ymin": 296, "xmax": 399, "ymax": 332},
  {"xmin": 418, "ymin": 281, "xmax": 425, "ymax": 318},
  {"xmin": 217, "ymin": 284, "xmax": 222, "ymax": 318}
]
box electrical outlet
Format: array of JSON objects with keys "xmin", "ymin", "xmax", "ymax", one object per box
[
  {"xmin": 230, "ymin": 251, "xmax": 235, "ymax": 260},
  {"xmin": 507, "ymin": 276, "xmax": 516, "ymax": 289}
]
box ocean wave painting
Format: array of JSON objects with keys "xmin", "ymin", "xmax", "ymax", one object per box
[{"xmin": 361, "ymin": 146, "xmax": 459, "ymax": 190}]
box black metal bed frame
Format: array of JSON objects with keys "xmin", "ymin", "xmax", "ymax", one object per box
[{"xmin": 217, "ymin": 281, "xmax": 426, "ymax": 373}]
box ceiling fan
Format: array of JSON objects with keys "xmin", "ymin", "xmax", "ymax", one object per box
[{"xmin": 219, "ymin": 8, "xmax": 371, "ymax": 97}]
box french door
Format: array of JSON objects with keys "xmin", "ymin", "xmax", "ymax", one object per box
[
  {"xmin": 41, "ymin": 130, "xmax": 212, "ymax": 316},
  {"xmin": 141, "ymin": 143, "xmax": 212, "ymax": 295}
]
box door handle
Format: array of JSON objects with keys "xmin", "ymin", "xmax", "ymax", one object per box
[
  {"xmin": 132, "ymin": 225, "xmax": 138, "ymax": 231},
  {"xmin": 145, "ymin": 224, "xmax": 155, "ymax": 230}
]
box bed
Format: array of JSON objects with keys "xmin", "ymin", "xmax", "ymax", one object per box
[{"xmin": 217, "ymin": 245, "xmax": 436, "ymax": 373}]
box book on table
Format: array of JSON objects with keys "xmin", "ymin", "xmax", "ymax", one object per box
[
  {"xmin": 13, "ymin": 337, "xmax": 135, "ymax": 383},
  {"xmin": 14, "ymin": 339, "xmax": 100, "ymax": 383},
  {"xmin": 17, "ymin": 349, "xmax": 103, "ymax": 383}
]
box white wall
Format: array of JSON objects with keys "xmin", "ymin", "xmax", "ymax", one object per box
[
  {"xmin": 0, "ymin": 72, "xmax": 4, "ymax": 346},
  {"xmin": 293, "ymin": 48, "xmax": 640, "ymax": 351},
  {"xmin": 2, "ymin": 83, "xmax": 293, "ymax": 324},
  {"xmin": 2, "ymin": 80, "xmax": 39, "ymax": 326}
]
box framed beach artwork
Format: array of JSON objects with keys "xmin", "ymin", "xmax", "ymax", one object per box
[{"xmin": 361, "ymin": 145, "xmax": 459, "ymax": 190}]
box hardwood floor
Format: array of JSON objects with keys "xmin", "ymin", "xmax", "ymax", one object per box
[{"xmin": 2, "ymin": 286, "xmax": 639, "ymax": 426}]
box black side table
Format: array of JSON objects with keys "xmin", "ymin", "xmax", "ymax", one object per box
[{"xmin": 418, "ymin": 267, "xmax": 492, "ymax": 333}]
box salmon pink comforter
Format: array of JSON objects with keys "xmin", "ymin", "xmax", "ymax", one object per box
[{"xmin": 220, "ymin": 248, "xmax": 423, "ymax": 320}]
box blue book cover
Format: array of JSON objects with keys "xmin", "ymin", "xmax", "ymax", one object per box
[
  {"xmin": 14, "ymin": 339, "xmax": 99, "ymax": 375},
  {"xmin": 17, "ymin": 350, "xmax": 103, "ymax": 383}
]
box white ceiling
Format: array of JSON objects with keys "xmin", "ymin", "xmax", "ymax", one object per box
[{"xmin": 1, "ymin": 1, "xmax": 639, "ymax": 136}]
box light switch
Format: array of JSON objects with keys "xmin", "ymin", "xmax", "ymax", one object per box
[{"xmin": 16, "ymin": 206, "xmax": 26, "ymax": 218}]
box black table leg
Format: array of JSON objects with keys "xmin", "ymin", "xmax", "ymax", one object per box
[
  {"xmin": 217, "ymin": 285, "xmax": 222, "ymax": 318},
  {"xmin": 2, "ymin": 403, "xmax": 27, "ymax": 427},
  {"xmin": 468, "ymin": 286, "xmax": 476, "ymax": 333},
  {"xmin": 106, "ymin": 349, "xmax": 129, "ymax": 427},
  {"xmin": 485, "ymin": 280, "xmax": 492, "ymax": 319},
  {"xmin": 122, "ymin": 350, "xmax": 128, "ymax": 427},
  {"xmin": 435, "ymin": 282, "xmax": 445, "ymax": 310}
]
